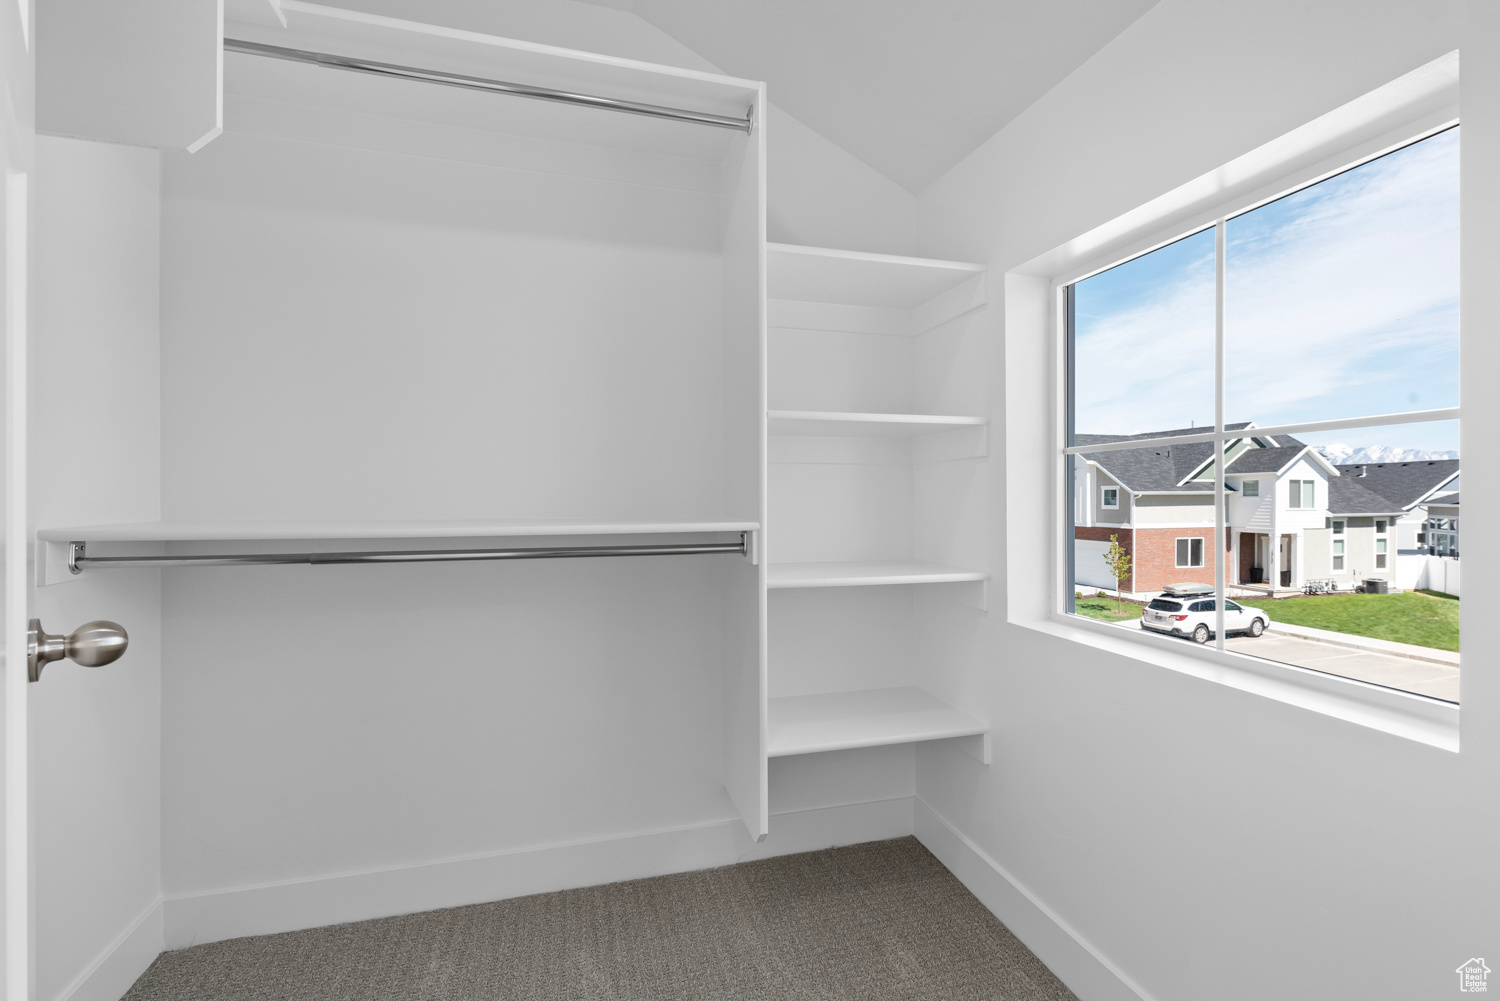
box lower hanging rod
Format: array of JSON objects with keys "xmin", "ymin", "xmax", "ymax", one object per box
[
  {"xmin": 68, "ymin": 535, "xmax": 746, "ymax": 573},
  {"xmin": 224, "ymin": 38, "xmax": 755, "ymax": 134}
]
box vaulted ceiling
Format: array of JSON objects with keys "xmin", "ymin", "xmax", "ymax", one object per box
[{"xmin": 580, "ymin": 0, "xmax": 1160, "ymax": 192}]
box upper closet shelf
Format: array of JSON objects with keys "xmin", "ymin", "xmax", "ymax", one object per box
[
  {"xmin": 767, "ymin": 243, "xmax": 985, "ymax": 310},
  {"xmin": 37, "ymin": 520, "xmax": 757, "ymax": 543},
  {"xmin": 767, "ymin": 560, "xmax": 987, "ymax": 589},
  {"xmin": 768, "ymin": 410, "xmax": 985, "ymax": 438}
]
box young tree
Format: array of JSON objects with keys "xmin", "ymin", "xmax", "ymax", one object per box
[{"xmin": 1103, "ymin": 534, "xmax": 1132, "ymax": 612}]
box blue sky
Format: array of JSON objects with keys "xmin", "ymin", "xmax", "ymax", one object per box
[{"xmin": 1073, "ymin": 126, "xmax": 1459, "ymax": 453}]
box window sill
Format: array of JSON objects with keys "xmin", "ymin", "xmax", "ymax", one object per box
[{"xmin": 1033, "ymin": 612, "xmax": 1458, "ymax": 751}]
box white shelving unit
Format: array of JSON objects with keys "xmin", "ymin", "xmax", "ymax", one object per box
[
  {"xmin": 767, "ymin": 244, "xmax": 984, "ymax": 311},
  {"xmin": 762, "ymin": 243, "xmax": 990, "ymax": 766},
  {"xmin": 766, "ymin": 560, "xmax": 986, "ymax": 589},
  {"xmin": 767, "ymin": 687, "xmax": 988, "ymax": 757},
  {"xmin": 767, "ymin": 410, "xmax": 984, "ymax": 437}
]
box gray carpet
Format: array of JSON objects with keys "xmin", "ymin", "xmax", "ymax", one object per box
[{"xmin": 123, "ymin": 837, "xmax": 1079, "ymax": 1000}]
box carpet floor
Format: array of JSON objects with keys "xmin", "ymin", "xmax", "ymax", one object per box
[{"xmin": 123, "ymin": 837, "xmax": 1079, "ymax": 1001}]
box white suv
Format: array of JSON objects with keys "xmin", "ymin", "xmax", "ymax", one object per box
[{"xmin": 1141, "ymin": 585, "xmax": 1269, "ymax": 643}]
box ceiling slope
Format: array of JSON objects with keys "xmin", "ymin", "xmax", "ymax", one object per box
[{"xmin": 582, "ymin": 0, "xmax": 1159, "ymax": 192}]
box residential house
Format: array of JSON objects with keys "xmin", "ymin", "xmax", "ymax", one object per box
[
  {"xmin": 1426, "ymin": 491, "xmax": 1460, "ymax": 557},
  {"xmin": 1074, "ymin": 424, "xmax": 1459, "ymax": 595}
]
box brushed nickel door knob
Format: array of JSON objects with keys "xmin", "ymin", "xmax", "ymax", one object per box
[{"xmin": 28, "ymin": 618, "xmax": 129, "ymax": 682}]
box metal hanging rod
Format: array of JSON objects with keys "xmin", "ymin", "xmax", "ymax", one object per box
[
  {"xmin": 224, "ymin": 38, "xmax": 754, "ymax": 134},
  {"xmin": 68, "ymin": 534, "xmax": 747, "ymax": 574}
]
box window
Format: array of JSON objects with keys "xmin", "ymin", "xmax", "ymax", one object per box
[
  {"xmin": 1066, "ymin": 125, "xmax": 1459, "ymax": 705},
  {"xmin": 1101, "ymin": 487, "xmax": 1119, "ymax": 509}
]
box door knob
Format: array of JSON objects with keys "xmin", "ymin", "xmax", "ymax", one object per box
[{"xmin": 28, "ymin": 619, "xmax": 129, "ymax": 682}]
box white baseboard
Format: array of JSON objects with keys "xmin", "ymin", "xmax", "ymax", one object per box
[
  {"xmin": 914, "ymin": 797, "xmax": 1156, "ymax": 1001},
  {"xmin": 55, "ymin": 898, "xmax": 164, "ymax": 1001},
  {"xmin": 165, "ymin": 796, "xmax": 915, "ymax": 950}
]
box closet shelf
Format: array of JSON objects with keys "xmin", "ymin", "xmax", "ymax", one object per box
[
  {"xmin": 768, "ymin": 686, "xmax": 988, "ymax": 757},
  {"xmin": 38, "ymin": 520, "xmax": 758, "ymax": 544},
  {"xmin": 766, "ymin": 560, "xmax": 986, "ymax": 589},
  {"xmin": 767, "ymin": 243, "xmax": 984, "ymax": 309},
  {"xmin": 768, "ymin": 410, "xmax": 984, "ymax": 437}
]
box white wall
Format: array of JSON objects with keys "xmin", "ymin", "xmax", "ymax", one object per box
[
  {"xmin": 30, "ymin": 137, "xmax": 164, "ymax": 1001},
  {"xmin": 313, "ymin": 0, "xmax": 918, "ymax": 256},
  {"xmin": 914, "ymin": 2, "xmax": 1498, "ymax": 1000}
]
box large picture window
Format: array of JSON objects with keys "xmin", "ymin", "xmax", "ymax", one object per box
[{"xmin": 1066, "ymin": 126, "xmax": 1459, "ymax": 704}]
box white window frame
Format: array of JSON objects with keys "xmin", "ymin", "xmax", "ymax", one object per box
[
  {"xmin": 1332, "ymin": 538, "xmax": 1345, "ymax": 572},
  {"xmin": 1242, "ymin": 479, "xmax": 1259, "ymax": 498},
  {"xmin": 1101, "ymin": 486, "xmax": 1119, "ymax": 509},
  {"xmin": 1175, "ymin": 536, "xmax": 1205, "ymax": 568},
  {"xmin": 1030, "ymin": 56, "xmax": 1461, "ymax": 751},
  {"xmin": 1289, "ymin": 479, "xmax": 1315, "ymax": 509}
]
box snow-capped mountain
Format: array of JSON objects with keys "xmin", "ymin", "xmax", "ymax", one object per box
[{"xmin": 1315, "ymin": 443, "xmax": 1459, "ymax": 464}]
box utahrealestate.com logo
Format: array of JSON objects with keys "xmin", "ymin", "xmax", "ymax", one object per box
[{"xmin": 1458, "ymin": 958, "xmax": 1491, "ymax": 993}]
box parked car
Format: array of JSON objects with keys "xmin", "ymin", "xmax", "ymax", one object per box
[{"xmin": 1141, "ymin": 586, "xmax": 1269, "ymax": 643}]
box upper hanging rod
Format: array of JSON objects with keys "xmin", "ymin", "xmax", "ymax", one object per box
[
  {"xmin": 224, "ymin": 38, "xmax": 754, "ymax": 134},
  {"xmin": 68, "ymin": 535, "xmax": 747, "ymax": 574}
]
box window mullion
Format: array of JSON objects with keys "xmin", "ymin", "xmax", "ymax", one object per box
[{"xmin": 1214, "ymin": 219, "xmax": 1227, "ymax": 651}]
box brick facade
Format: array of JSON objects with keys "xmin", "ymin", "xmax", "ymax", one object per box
[
  {"xmin": 1076, "ymin": 526, "xmax": 1234, "ymax": 594},
  {"xmin": 1130, "ymin": 527, "xmax": 1225, "ymax": 593}
]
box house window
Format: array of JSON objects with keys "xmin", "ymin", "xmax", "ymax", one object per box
[
  {"xmin": 1101, "ymin": 487, "xmax": 1119, "ymax": 509},
  {"xmin": 1175, "ymin": 537, "xmax": 1205, "ymax": 568},
  {"xmin": 1065, "ymin": 124, "xmax": 1460, "ymax": 703}
]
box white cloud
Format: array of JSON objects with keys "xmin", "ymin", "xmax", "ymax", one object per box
[{"xmin": 1073, "ymin": 129, "xmax": 1458, "ymax": 437}]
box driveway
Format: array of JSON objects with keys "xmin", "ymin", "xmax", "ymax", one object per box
[{"xmin": 1115, "ymin": 620, "xmax": 1458, "ymax": 701}]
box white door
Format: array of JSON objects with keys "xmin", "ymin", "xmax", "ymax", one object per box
[{"xmin": 1, "ymin": 4, "xmax": 31, "ymax": 996}]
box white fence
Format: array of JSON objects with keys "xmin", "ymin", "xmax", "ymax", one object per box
[{"xmin": 1411, "ymin": 555, "xmax": 1461, "ymax": 597}]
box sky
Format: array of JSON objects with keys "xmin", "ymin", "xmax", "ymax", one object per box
[{"xmin": 1072, "ymin": 126, "xmax": 1459, "ymax": 454}]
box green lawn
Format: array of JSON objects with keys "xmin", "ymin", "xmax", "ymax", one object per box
[
  {"xmin": 1238, "ymin": 591, "xmax": 1459, "ymax": 652},
  {"xmin": 1073, "ymin": 597, "xmax": 1144, "ymax": 623}
]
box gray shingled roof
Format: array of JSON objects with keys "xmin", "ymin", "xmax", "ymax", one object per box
[
  {"xmin": 1223, "ymin": 445, "xmax": 1310, "ymax": 474},
  {"xmin": 1429, "ymin": 491, "xmax": 1460, "ymax": 506},
  {"xmin": 1328, "ymin": 460, "xmax": 1459, "ymax": 514},
  {"xmin": 1078, "ymin": 424, "xmax": 1305, "ymax": 493}
]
